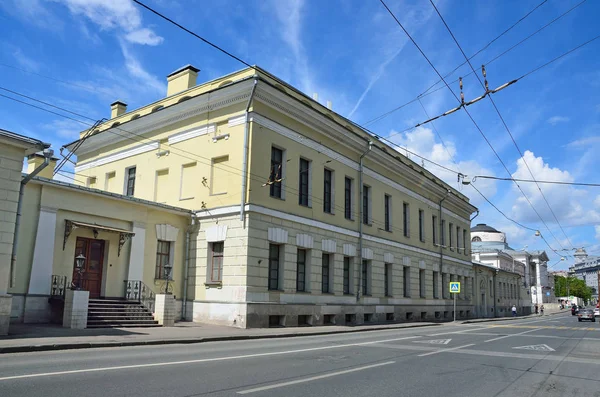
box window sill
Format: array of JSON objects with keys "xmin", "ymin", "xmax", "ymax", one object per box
[
  {"xmin": 210, "ymin": 192, "xmax": 228, "ymax": 196},
  {"xmin": 268, "ymin": 289, "xmax": 284, "ymax": 292},
  {"xmin": 179, "ymin": 197, "xmax": 194, "ymax": 201},
  {"xmin": 299, "ymin": 203, "xmax": 312, "ymax": 209},
  {"xmin": 321, "ymin": 292, "xmax": 334, "ymax": 295},
  {"xmin": 155, "ymin": 278, "xmax": 174, "ymax": 282},
  {"xmin": 205, "ymin": 282, "xmax": 222, "ymax": 289},
  {"xmin": 323, "ymin": 211, "xmax": 335, "ymax": 216},
  {"xmin": 295, "ymin": 290, "xmax": 311, "ymax": 294},
  {"xmin": 269, "ymin": 196, "xmax": 286, "ymax": 201}
]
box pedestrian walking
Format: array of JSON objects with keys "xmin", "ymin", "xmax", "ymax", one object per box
[
  {"xmin": 535, "ymin": 304, "xmax": 539, "ymax": 314},
  {"xmin": 540, "ymin": 305, "xmax": 544, "ymax": 316},
  {"xmin": 512, "ymin": 305, "xmax": 517, "ymax": 317}
]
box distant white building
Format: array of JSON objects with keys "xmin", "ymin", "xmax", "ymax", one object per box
[
  {"xmin": 569, "ymin": 248, "xmax": 599, "ymax": 303},
  {"xmin": 470, "ymin": 224, "xmax": 552, "ymax": 311}
]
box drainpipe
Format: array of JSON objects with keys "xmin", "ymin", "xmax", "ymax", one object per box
[
  {"xmin": 239, "ymin": 77, "xmax": 259, "ymax": 223},
  {"xmin": 438, "ymin": 190, "xmax": 450, "ymax": 277},
  {"xmin": 356, "ymin": 141, "xmax": 372, "ymax": 301},
  {"xmin": 181, "ymin": 214, "xmax": 198, "ymax": 321},
  {"xmin": 10, "ymin": 149, "xmax": 54, "ymax": 288},
  {"xmin": 470, "ymin": 209, "xmax": 480, "ymax": 223}
]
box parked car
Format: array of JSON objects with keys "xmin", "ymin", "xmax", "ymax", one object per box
[
  {"xmin": 578, "ymin": 309, "xmax": 595, "ymax": 322},
  {"xmin": 594, "ymin": 308, "xmax": 600, "ymax": 317}
]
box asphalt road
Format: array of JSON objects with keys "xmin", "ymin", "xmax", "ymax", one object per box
[{"xmin": 1, "ymin": 313, "xmax": 599, "ymax": 397}]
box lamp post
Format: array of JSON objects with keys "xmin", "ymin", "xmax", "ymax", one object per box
[
  {"xmin": 163, "ymin": 262, "xmax": 173, "ymax": 295},
  {"xmin": 74, "ymin": 254, "xmax": 86, "ymax": 290}
]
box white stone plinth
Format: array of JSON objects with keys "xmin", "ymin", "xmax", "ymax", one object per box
[
  {"xmin": 0, "ymin": 294, "xmax": 12, "ymax": 335},
  {"xmin": 63, "ymin": 290, "xmax": 89, "ymax": 329},
  {"xmin": 155, "ymin": 294, "xmax": 176, "ymax": 327}
]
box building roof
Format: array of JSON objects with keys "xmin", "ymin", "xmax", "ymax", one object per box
[
  {"xmin": 30, "ymin": 175, "xmax": 193, "ymax": 215},
  {"xmin": 0, "ymin": 128, "xmax": 49, "ymax": 151},
  {"xmin": 471, "ymin": 223, "xmax": 500, "ymax": 233}
]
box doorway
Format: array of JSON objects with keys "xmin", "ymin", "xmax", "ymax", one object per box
[{"xmin": 73, "ymin": 237, "xmax": 105, "ymax": 298}]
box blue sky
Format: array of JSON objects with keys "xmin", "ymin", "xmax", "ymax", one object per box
[{"xmin": 1, "ymin": 0, "xmax": 599, "ymax": 270}]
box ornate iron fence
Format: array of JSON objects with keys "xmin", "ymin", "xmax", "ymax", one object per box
[
  {"xmin": 50, "ymin": 275, "xmax": 68, "ymax": 299},
  {"xmin": 124, "ymin": 280, "xmax": 155, "ymax": 312}
]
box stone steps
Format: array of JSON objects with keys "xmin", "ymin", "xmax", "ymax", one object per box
[{"xmin": 87, "ymin": 299, "xmax": 160, "ymax": 328}]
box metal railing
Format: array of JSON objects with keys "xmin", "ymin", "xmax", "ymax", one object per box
[
  {"xmin": 50, "ymin": 275, "xmax": 69, "ymax": 299},
  {"xmin": 124, "ymin": 280, "xmax": 155, "ymax": 312}
]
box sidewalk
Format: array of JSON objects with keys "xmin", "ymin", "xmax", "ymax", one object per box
[
  {"xmin": 462, "ymin": 310, "xmax": 568, "ymax": 324},
  {"xmin": 0, "ymin": 321, "xmax": 441, "ymax": 354}
]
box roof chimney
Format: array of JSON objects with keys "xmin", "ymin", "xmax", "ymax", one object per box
[
  {"xmin": 167, "ymin": 65, "xmax": 200, "ymax": 96},
  {"xmin": 110, "ymin": 101, "xmax": 127, "ymax": 119},
  {"xmin": 26, "ymin": 152, "xmax": 58, "ymax": 179}
]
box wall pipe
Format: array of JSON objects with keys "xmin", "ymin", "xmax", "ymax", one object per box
[
  {"xmin": 181, "ymin": 214, "xmax": 198, "ymax": 320},
  {"xmin": 239, "ymin": 77, "xmax": 259, "ymax": 223},
  {"xmin": 10, "ymin": 149, "xmax": 53, "ymax": 289},
  {"xmin": 356, "ymin": 141, "xmax": 372, "ymax": 301}
]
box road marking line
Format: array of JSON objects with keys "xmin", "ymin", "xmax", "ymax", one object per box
[
  {"xmin": 513, "ymin": 344, "xmax": 555, "ymax": 352},
  {"xmin": 484, "ymin": 328, "xmax": 540, "ymax": 342},
  {"xmin": 236, "ymin": 361, "xmax": 395, "ymax": 394},
  {"xmin": 0, "ymin": 336, "xmax": 420, "ymax": 382},
  {"xmin": 417, "ymin": 343, "xmax": 475, "ymax": 357},
  {"xmin": 427, "ymin": 326, "xmax": 489, "ymax": 336},
  {"xmin": 414, "ymin": 339, "xmax": 451, "ymax": 345}
]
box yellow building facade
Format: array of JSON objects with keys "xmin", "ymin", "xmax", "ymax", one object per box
[{"xmin": 63, "ymin": 65, "xmax": 478, "ymax": 327}]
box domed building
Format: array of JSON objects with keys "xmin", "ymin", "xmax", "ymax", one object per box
[{"xmin": 470, "ymin": 223, "xmax": 551, "ymax": 311}]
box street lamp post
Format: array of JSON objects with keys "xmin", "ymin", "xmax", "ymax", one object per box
[
  {"xmin": 163, "ymin": 262, "xmax": 173, "ymax": 295},
  {"xmin": 74, "ymin": 254, "xmax": 86, "ymax": 290}
]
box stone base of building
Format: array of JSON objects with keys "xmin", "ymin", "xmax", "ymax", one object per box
[
  {"xmin": 0, "ymin": 294, "xmax": 12, "ymax": 335},
  {"xmin": 63, "ymin": 290, "xmax": 89, "ymax": 329},
  {"xmin": 188, "ymin": 300, "xmax": 475, "ymax": 328},
  {"xmin": 23, "ymin": 295, "xmax": 51, "ymax": 324}
]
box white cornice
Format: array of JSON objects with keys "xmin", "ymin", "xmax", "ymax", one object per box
[
  {"xmin": 168, "ymin": 123, "xmax": 216, "ymax": 145},
  {"xmin": 250, "ymin": 113, "xmax": 469, "ymax": 223},
  {"xmin": 75, "ymin": 142, "xmax": 158, "ymax": 172},
  {"xmin": 73, "ymin": 80, "xmax": 254, "ymax": 157}
]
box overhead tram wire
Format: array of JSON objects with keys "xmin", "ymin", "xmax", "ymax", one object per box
[
  {"xmin": 473, "ymin": 175, "xmax": 600, "ymax": 187},
  {"xmin": 469, "ymin": 184, "xmax": 565, "ymax": 256},
  {"xmin": 365, "ymin": 0, "xmax": 588, "ymax": 127},
  {"xmin": 429, "ymin": 0, "xmax": 574, "ymax": 251},
  {"xmin": 132, "ymin": 0, "xmax": 252, "ymax": 69},
  {"xmin": 378, "ymin": 0, "xmax": 568, "ymax": 253}
]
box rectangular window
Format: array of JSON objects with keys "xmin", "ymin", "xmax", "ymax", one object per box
[
  {"xmin": 441, "ymin": 220, "xmax": 446, "ymax": 246},
  {"xmin": 296, "ymin": 249, "xmax": 306, "ymax": 292},
  {"xmin": 403, "ymin": 266, "xmax": 410, "ymax": 298},
  {"xmin": 87, "ymin": 177, "xmax": 97, "ymax": 189},
  {"xmin": 384, "ymin": 194, "xmax": 392, "ymax": 232},
  {"xmin": 384, "ymin": 263, "xmax": 392, "ymax": 297},
  {"xmin": 362, "ymin": 185, "xmax": 371, "ymax": 225},
  {"xmin": 323, "ymin": 169, "xmax": 333, "ymax": 213},
  {"xmin": 105, "ymin": 171, "xmax": 116, "ymax": 192},
  {"xmin": 268, "ymin": 244, "xmax": 280, "ymax": 290},
  {"xmin": 209, "ymin": 242, "xmax": 224, "ymax": 283},
  {"xmin": 322, "ymin": 253, "xmax": 331, "ymax": 293},
  {"xmin": 343, "ymin": 257, "xmax": 351, "ymax": 295},
  {"xmin": 419, "ymin": 270, "xmax": 426, "ymax": 298},
  {"xmin": 456, "ymin": 226, "xmax": 461, "ymax": 251},
  {"xmin": 155, "ymin": 169, "xmax": 169, "ymax": 203},
  {"xmin": 211, "ymin": 156, "xmax": 229, "ymax": 195},
  {"xmin": 419, "ymin": 209, "xmax": 425, "ymax": 242},
  {"xmin": 155, "ymin": 240, "xmax": 171, "ymax": 279},
  {"xmin": 344, "ymin": 177, "xmax": 353, "ymax": 220},
  {"xmin": 361, "ymin": 260, "xmax": 369, "ymax": 295},
  {"xmin": 463, "ymin": 229, "xmax": 467, "ymax": 254},
  {"xmin": 403, "ymin": 202, "xmax": 410, "ymax": 237},
  {"xmin": 433, "ymin": 271, "xmax": 439, "ymax": 299},
  {"xmin": 432, "ymin": 215, "xmax": 438, "ymax": 245},
  {"xmin": 299, "ymin": 158, "xmax": 310, "ymax": 206},
  {"xmin": 449, "ymin": 222, "xmax": 453, "ymax": 250},
  {"xmin": 270, "ymin": 147, "xmax": 283, "ymax": 198},
  {"xmin": 126, "ymin": 167, "xmax": 136, "ymax": 196},
  {"xmin": 180, "ymin": 162, "xmax": 197, "ymax": 200}
]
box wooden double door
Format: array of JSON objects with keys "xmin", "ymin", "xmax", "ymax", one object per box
[{"xmin": 72, "ymin": 237, "xmax": 105, "ymax": 298}]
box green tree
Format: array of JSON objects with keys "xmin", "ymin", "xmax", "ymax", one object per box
[{"xmin": 554, "ymin": 275, "xmax": 593, "ymax": 303}]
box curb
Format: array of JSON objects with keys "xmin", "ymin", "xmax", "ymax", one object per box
[
  {"xmin": 461, "ymin": 311, "xmax": 567, "ymax": 324},
  {"xmin": 0, "ymin": 322, "xmax": 441, "ymax": 354}
]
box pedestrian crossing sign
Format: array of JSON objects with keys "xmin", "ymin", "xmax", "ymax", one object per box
[{"xmin": 449, "ymin": 282, "xmax": 460, "ymax": 293}]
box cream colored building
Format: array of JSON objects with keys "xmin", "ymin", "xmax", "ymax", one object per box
[
  {"xmin": 472, "ymin": 261, "xmax": 524, "ymax": 317},
  {"xmin": 0, "ymin": 129, "xmax": 48, "ymax": 335},
  {"xmin": 57, "ymin": 65, "xmax": 478, "ymax": 328},
  {"xmin": 8, "ymin": 154, "xmax": 193, "ymax": 325}
]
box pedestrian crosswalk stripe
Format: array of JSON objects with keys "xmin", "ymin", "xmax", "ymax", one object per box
[{"xmin": 489, "ymin": 325, "xmax": 599, "ymax": 331}]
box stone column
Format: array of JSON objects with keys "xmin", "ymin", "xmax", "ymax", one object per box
[
  {"xmin": 0, "ymin": 295, "xmax": 11, "ymax": 335},
  {"xmin": 155, "ymin": 294, "xmax": 176, "ymax": 326},
  {"xmin": 127, "ymin": 222, "xmax": 146, "ymax": 281},
  {"xmin": 63, "ymin": 289, "xmax": 89, "ymax": 329},
  {"xmin": 24, "ymin": 206, "xmax": 57, "ymax": 323}
]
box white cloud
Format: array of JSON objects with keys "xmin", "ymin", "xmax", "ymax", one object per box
[
  {"xmin": 119, "ymin": 41, "xmax": 166, "ymax": 96},
  {"xmin": 547, "ymin": 116, "xmax": 569, "ymax": 125},
  {"xmin": 387, "ymin": 126, "xmax": 497, "ymax": 207},
  {"xmin": 566, "ymin": 136, "xmax": 600, "ymax": 148},
  {"xmin": 51, "ymin": 0, "xmax": 163, "ymax": 46},
  {"xmin": 13, "ymin": 48, "xmax": 41, "ymax": 72},
  {"xmin": 595, "ymin": 225, "xmax": 600, "ymax": 241}
]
